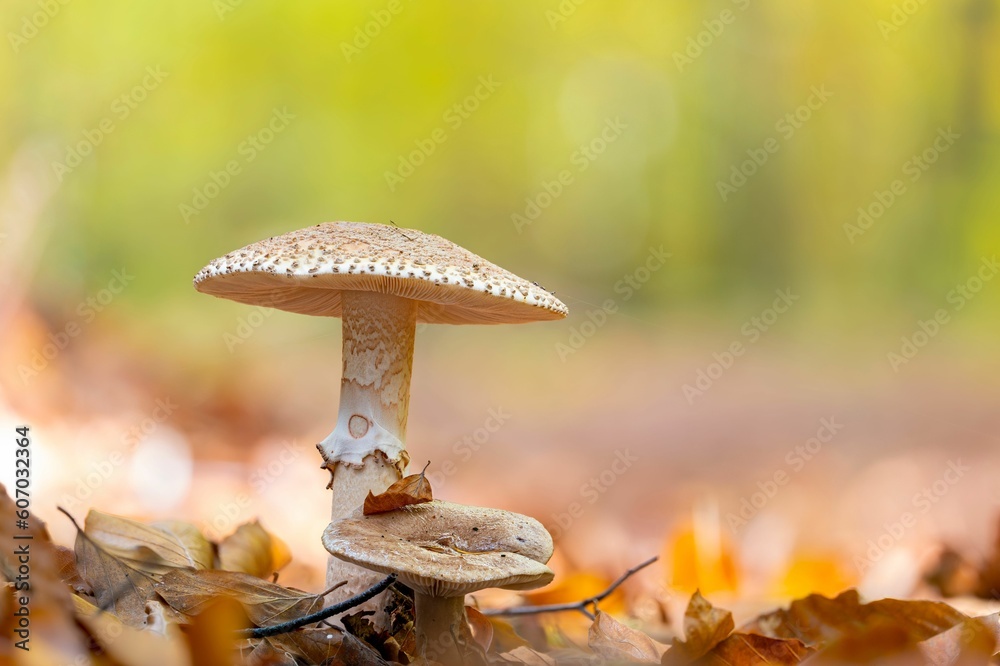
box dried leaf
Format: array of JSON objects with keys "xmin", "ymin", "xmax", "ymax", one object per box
[
  {"xmin": 741, "ymin": 589, "xmax": 967, "ymax": 646},
  {"xmin": 0, "ymin": 486, "xmax": 91, "ymax": 663},
  {"xmin": 72, "ymin": 594, "xmax": 190, "ymax": 666},
  {"xmin": 364, "ymin": 461, "xmax": 434, "ymax": 515},
  {"xmin": 468, "ymin": 606, "xmax": 496, "ymax": 652},
  {"xmin": 85, "ymin": 509, "xmax": 208, "ymax": 573},
  {"xmin": 487, "ymin": 615, "xmax": 531, "ymax": 653},
  {"xmin": 918, "ymin": 613, "xmax": 1000, "ymax": 666},
  {"xmin": 155, "ymin": 568, "xmax": 323, "ymax": 627},
  {"xmin": 244, "ymin": 639, "xmax": 298, "ymax": 666},
  {"xmin": 491, "ymin": 645, "xmax": 559, "ymax": 665},
  {"xmin": 701, "ymin": 633, "xmax": 814, "ymax": 665},
  {"xmin": 55, "ymin": 544, "xmax": 92, "ymax": 596},
  {"xmin": 267, "ymin": 627, "xmax": 345, "ymax": 665},
  {"xmin": 75, "ymin": 523, "xmax": 163, "ymax": 628},
  {"xmin": 218, "ymin": 521, "xmax": 290, "ymax": 578},
  {"xmin": 151, "ymin": 520, "xmax": 215, "ymax": 570},
  {"xmin": 663, "ymin": 590, "xmax": 735, "ymax": 664},
  {"xmin": 588, "ymin": 610, "xmax": 667, "ymax": 663}
]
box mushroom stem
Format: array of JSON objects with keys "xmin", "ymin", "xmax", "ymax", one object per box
[
  {"xmin": 320, "ymin": 290, "xmax": 417, "ymax": 590},
  {"xmin": 414, "ymin": 593, "xmax": 469, "ymax": 665}
]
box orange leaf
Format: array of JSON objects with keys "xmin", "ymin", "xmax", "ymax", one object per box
[
  {"xmin": 701, "ymin": 633, "xmax": 814, "ymax": 665},
  {"xmin": 466, "ymin": 606, "xmax": 494, "ymax": 652},
  {"xmin": 662, "ymin": 590, "xmax": 735, "ymax": 665},
  {"xmin": 589, "ymin": 610, "xmax": 668, "ymax": 663},
  {"xmin": 363, "ymin": 461, "xmax": 433, "ymax": 515}
]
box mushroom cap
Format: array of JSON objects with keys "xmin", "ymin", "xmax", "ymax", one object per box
[
  {"xmin": 322, "ymin": 500, "xmax": 554, "ymax": 597},
  {"xmin": 193, "ymin": 222, "xmax": 567, "ymax": 325}
]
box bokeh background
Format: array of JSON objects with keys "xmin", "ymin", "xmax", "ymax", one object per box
[{"xmin": 2, "ymin": 0, "xmax": 999, "ymax": 617}]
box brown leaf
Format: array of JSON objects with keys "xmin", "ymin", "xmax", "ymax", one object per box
[
  {"xmin": 701, "ymin": 633, "xmax": 814, "ymax": 665},
  {"xmin": 741, "ymin": 589, "xmax": 967, "ymax": 647},
  {"xmin": 75, "ymin": 521, "xmax": 163, "ymax": 628},
  {"xmin": 0, "ymin": 486, "xmax": 91, "ymax": 663},
  {"xmin": 468, "ymin": 606, "xmax": 496, "ymax": 652},
  {"xmin": 72, "ymin": 594, "xmax": 190, "ymax": 666},
  {"xmin": 490, "ymin": 645, "xmax": 559, "ymax": 665},
  {"xmin": 918, "ymin": 613, "xmax": 1000, "ymax": 666},
  {"xmin": 244, "ymin": 639, "xmax": 299, "ymax": 666},
  {"xmin": 589, "ymin": 610, "xmax": 668, "ymax": 663},
  {"xmin": 218, "ymin": 521, "xmax": 291, "ymax": 578},
  {"xmin": 151, "ymin": 520, "xmax": 215, "ymax": 570},
  {"xmin": 663, "ymin": 590, "xmax": 735, "ymax": 664},
  {"xmin": 806, "ymin": 620, "xmax": 923, "ymax": 665},
  {"xmin": 486, "ymin": 615, "xmax": 531, "ymax": 653},
  {"xmin": 364, "ymin": 461, "xmax": 433, "ymax": 515},
  {"xmin": 155, "ymin": 568, "xmax": 323, "ymax": 627},
  {"xmin": 85, "ymin": 509, "xmax": 210, "ymax": 573},
  {"xmin": 55, "ymin": 544, "xmax": 92, "ymax": 596},
  {"xmin": 267, "ymin": 627, "xmax": 345, "ymax": 665}
]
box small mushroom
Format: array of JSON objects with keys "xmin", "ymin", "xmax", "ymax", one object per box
[
  {"xmin": 193, "ymin": 222, "xmax": 567, "ymax": 591},
  {"xmin": 323, "ymin": 500, "xmax": 554, "ymax": 665}
]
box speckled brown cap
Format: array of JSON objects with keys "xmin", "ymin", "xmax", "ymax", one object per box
[
  {"xmin": 322, "ymin": 501, "xmax": 554, "ymax": 597},
  {"xmin": 193, "ymin": 222, "xmax": 567, "ymax": 325}
]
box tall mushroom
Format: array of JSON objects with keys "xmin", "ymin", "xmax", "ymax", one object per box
[
  {"xmin": 323, "ymin": 500, "xmax": 554, "ymax": 665},
  {"xmin": 193, "ymin": 222, "xmax": 567, "ymax": 591}
]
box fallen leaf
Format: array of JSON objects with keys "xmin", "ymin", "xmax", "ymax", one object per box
[
  {"xmin": 486, "ymin": 616, "xmax": 531, "ymax": 653},
  {"xmin": 151, "ymin": 520, "xmax": 215, "ymax": 570},
  {"xmin": 243, "ymin": 639, "xmax": 298, "ymax": 666},
  {"xmin": 741, "ymin": 589, "xmax": 966, "ymax": 646},
  {"xmin": 155, "ymin": 568, "xmax": 323, "ymax": 627},
  {"xmin": 218, "ymin": 521, "xmax": 291, "ymax": 578},
  {"xmin": 72, "ymin": 594, "xmax": 190, "ymax": 666},
  {"xmin": 919, "ymin": 613, "xmax": 1000, "ymax": 666},
  {"xmin": 589, "ymin": 610, "xmax": 668, "ymax": 663},
  {"xmin": 268, "ymin": 627, "xmax": 346, "ymax": 665},
  {"xmin": 0, "ymin": 486, "xmax": 91, "ymax": 664},
  {"xmin": 55, "ymin": 544, "xmax": 92, "ymax": 596},
  {"xmin": 364, "ymin": 461, "xmax": 434, "ymax": 515},
  {"xmin": 468, "ymin": 606, "xmax": 496, "ymax": 652},
  {"xmin": 75, "ymin": 519, "xmax": 162, "ymax": 627},
  {"xmin": 85, "ymin": 509, "xmax": 209, "ymax": 573},
  {"xmin": 663, "ymin": 590, "xmax": 735, "ymax": 664},
  {"xmin": 491, "ymin": 645, "xmax": 559, "ymax": 665},
  {"xmin": 806, "ymin": 620, "xmax": 922, "ymax": 665},
  {"xmin": 701, "ymin": 633, "xmax": 814, "ymax": 665}
]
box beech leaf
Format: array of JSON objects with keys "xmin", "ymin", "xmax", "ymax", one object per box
[
  {"xmin": 218, "ymin": 520, "xmax": 292, "ymax": 578},
  {"xmin": 85, "ymin": 509, "xmax": 210, "ymax": 573},
  {"xmin": 589, "ymin": 610, "xmax": 668, "ymax": 663},
  {"xmin": 701, "ymin": 633, "xmax": 814, "ymax": 665},
  {"xmin": 663, "ymin": 590, "xmax": 735, "ymax": 664},
  {"xmin": 363, "ymin": 461, "xmax": 433, "ymax": 515}
]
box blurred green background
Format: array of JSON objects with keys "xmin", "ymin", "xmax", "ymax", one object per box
[{"xmin": 2, "ymin": 1, "xmax": 999, "ymax": 596}]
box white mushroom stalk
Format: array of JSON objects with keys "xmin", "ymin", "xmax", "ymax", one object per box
[
  {"xmin": 319, "ymin": 290, "xmax": 416, "ymax": 518},
  {"xmin": 413, "ymin": 594, "xmax": 470, "ymax": 664}
]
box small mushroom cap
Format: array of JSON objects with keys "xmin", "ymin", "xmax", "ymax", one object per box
[
  {"xmin": 323, "ymin": 501, "xmax": 554, "ymax": 597},
  {"xmin": 193, "ymin": 222, "xmax": 567, "ymax": 325}
]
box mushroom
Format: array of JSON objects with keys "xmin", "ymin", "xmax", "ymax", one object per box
[
  {"xmin": 193, "ymin": 222, "xmax": 567, "ymax": 590},
  {"xmin": 323, "ymin": 500, "xmax": 554, "ymax": 664}
]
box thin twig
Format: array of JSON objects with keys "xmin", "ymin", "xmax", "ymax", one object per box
[
  {"xmin": 237, "ymin": 574, "xmax": 397, "ymax": 639},
  {"xmin": 481, "ymin": 556, "xmax": 658, "ymax": 619}
]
